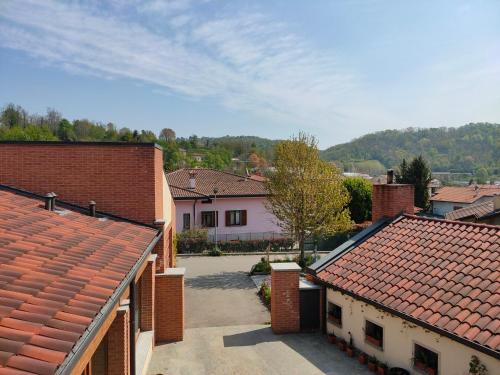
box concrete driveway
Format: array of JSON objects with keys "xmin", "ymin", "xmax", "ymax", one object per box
[
  {"xmin": 149, "ymin": 254, "xmax": 371, "ymax": 375},
  {"xmin": 179, "ymin": 254, "xmax": 272, "ymax": 328}
]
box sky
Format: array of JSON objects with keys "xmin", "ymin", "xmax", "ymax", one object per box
[{"xmin": 0, "ymin": 0, "xmax": 499, "ymax": 148}]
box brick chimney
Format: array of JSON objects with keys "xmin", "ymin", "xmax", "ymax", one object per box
[{"xmin": 372, "ymin": 170, "xmax": 414, "ymax": 222}]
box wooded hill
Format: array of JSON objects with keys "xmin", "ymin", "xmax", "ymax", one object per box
[{"xmin": 321, "ymin": 123, "xmax": 500, "ymax": 176}]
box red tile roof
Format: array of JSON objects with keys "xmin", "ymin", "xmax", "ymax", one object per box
[
  {"xmin": 430, "ymin": 185, "xmax": 500, "ymax": 204},
  {"xmin": 167, "ymin": 168, "xmax": 268, "ymax": 199},
  {"xmin": 0, "ymin": 188, "xmax": 158, "ymax": 374},
  {"xmin": 445, "ymin": 200, "xmax": 497, "ymax": 221},
  {"xmin": 314, "ymin": 215, "xmax": 500, "ymax": 356}
]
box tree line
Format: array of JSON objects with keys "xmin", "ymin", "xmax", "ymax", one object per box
[{"xmin": 0, "ymin": 103, "xmax": 272, "ymax": 173}]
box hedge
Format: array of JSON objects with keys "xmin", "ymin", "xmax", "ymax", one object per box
[{"xmin": 176, "ymin": 236, "xmax": 294, "ymax": 254}]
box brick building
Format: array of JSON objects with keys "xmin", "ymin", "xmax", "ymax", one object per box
[{"xmin": 0, "ymin": 142, "xmax": 184, "ymax": 374}]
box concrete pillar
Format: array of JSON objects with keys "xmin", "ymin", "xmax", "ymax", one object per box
[
  {"xmin": 140, "ymin": 254, "xmax": 157, "ymax": 333},
  {"xmin": 271, "ymin": 262, "xmax": 301, "ymax": 334},
  {"xmin": 155, "ymin": 268, "xmax": 185, "ymax": 343},
  {"xmin": 107, "ymin": 305, "xmax": 130, "ymax": 375}
]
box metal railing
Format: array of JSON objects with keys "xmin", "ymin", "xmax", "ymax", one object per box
[{"xmin": 207, "ymin": 231, "xmax": 290, "ymax": 243}]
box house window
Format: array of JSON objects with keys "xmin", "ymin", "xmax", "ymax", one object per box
[
  {"xmin": 414, "ymin": 344, "xmax": 438, "ymax": 375},
  {"xmin": 183, "ymin": 213, "xmax": 190, "ymax": 230},
  {"xmin": 225, "ymin": 210, "xmax": 247, "ymax": 226},
  {"xmin": 365, "ymin": 320, "xmax": 383, "ymax": 349},
  {"xmin": 453, "ymin": 206, "xmax": 463, "ymax": 210},
  {"xmin": 201, "ymin": 211, "xmax": 218, "ymax": 227},
  {"xmin": 327, "ymin": 302, "xmax": 342, "ymax": 327}
]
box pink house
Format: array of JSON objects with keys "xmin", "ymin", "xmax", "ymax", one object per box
[{"xmin": 167, "ymin": 168, "xmax": 282, "ymax": 241}]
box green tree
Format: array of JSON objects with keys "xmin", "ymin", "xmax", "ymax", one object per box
[
  {"xmin": 203, "ymin": 148, "xmax": 231, "ymax": 170},
  {"xmin": 265, "ymin": 133, "xmax": 351, "ymax": 265},
  {"xmin": 159, "ymin": 128, "xmax": 176, "ymax": 141},
  {"xmin": 397, "ymin": 155, "xmax": 431, "ymax": 209},
  {"xmin": 57, "ymin": 119, "xmax": 76, "ymax": 141},
  {"xmin": 1, "ymin": 103, "xmax": 23, "ymax": 128},
  {"xmin": 475, "ymin": 167, "xmax": 489, "ymax": 184},
  {"xmin": 343, "ymin": 177, "xmax": 372, "ymax": 223}
]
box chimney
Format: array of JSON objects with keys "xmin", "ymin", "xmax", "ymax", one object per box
[
  {"xmin": 494, "ymin": 196, "xmax": 500, "ymax": 211},
  {"xmin": 387, "ymin": 169, "xmax": 394, "ymax": 184},
  {"xmin": 372, "ymin": 170, "xmax": 414, "ymax": 222},
  {"xmin": 44, "ymin": 192, "xmax": 54, "ymax": 211},
  {"xmin": 50, "ymin": 192, "xmax": 57, "ymax": 211},
  {"xmin": 89, "ymin": 201, "xmax": 96, "ymax": 217},
  {"xmin": 188, "ymin": 171, "xmax": 196, "ymax": 189}
]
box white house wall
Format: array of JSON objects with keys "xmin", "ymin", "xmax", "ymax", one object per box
[{"xmin": 326, "ymin": 288, "xmax": 499, "ymax": 375}]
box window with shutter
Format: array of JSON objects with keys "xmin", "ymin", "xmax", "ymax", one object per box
[{"xmin": 226, "ymin": 210, "xmax": 247, "ymax": 226}]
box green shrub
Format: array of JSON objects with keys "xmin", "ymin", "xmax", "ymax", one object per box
[
  {"xmin": 176, "ymin": 235, "xmax": 294, "ymax": 254},
  {"xmin": 208, "ymin": 247, "xmax": 223, "ymax": 256},
  {"xmin": 259, "ymin": 281, "xmax": 271, "ymax": 305}
]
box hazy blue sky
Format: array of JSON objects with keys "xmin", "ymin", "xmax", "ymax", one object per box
[{"xmin": 1, "ymin": 0, "xmax": 499, "ymax": 148}]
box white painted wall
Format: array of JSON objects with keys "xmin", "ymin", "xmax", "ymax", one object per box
[
  {"xmin": 432, "ymin": 196, "xmax": 495, "ymax": 217},
  {"xmin": 326, "ymin": 288, "xmax": 499, "ymax": 375},
  {"xmin": 174, "ymin": 196, "xmax": 282, "ymax": 236},
  {"xmin": 162, "ymin": 173, "xmax": 173, "ymax": 227}
]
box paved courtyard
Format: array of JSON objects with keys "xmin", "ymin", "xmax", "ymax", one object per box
[{"xmin": 149, "ymin": 254, "xmax": 371, "ymax": 375}]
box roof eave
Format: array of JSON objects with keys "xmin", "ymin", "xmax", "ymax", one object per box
[
  {"xmin": 311, "ymin": 276, "xmax": 500, "ymax": 360},
  {"xmin": 55, "ymin": 229, "xmax": 163, "ymax": 374}
]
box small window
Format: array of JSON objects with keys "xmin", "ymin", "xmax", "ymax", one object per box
[
  {"xmin": 183, "ymin": 213, "xmax": 190, "ymax": 230},
  {"xmin": 201, "ymin": 211, "xmax": 218, "ymax": 227},
  {"xmin": 225, "ymin": 210, "xmax": 247, "ymax": 226},
  {"xmin": 453, "ymin": 206, "xmax": 463, "ymax": 210},
  {"xmin": 365, "ymin": 320, "xmax": 383, "ymax": 349},
  {"xmin": 327, "ymin": 302, "xmax": 342, "ymax": 327},
  {"xmin": 414, "ymin": 344, "xmax": 438, "ymax": 375}
]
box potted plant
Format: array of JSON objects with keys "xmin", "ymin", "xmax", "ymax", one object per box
[
  {"xmin": 377, "ymin": 362, "xmax": 388, "ymax": 375},
  {"xmin": 358, "ymin": 352, "xmax": 367, "ymax": 365},
  {"xmin": 368, "ymin": 356, "xmax": 378, "ymax": 372},
  {"xmin": 337, "ymin": 338, "xmax": 347, "ymax": 351},
  {"xmin": 346, "ymin": 343, "xmax": 355, "ymax": 357},
  {"xmin": 327, "ymin": 332, "xmax": 337, "ymax": 344}
]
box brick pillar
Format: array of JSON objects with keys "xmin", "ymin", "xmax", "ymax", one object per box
[
  {"xmin": 271, "ymin": 262, "xmax": 301, "ymax": 334},
  {"xmin": 155, "ymin": 268, "xmax": 185, "ymax": 343},
  {"xmin": 140, "ymin": 254, "xmax": 156, "ymax": 333},
  {"xmin": 107, "ymin": 305, "xmax": 130, "ymax": 375}
]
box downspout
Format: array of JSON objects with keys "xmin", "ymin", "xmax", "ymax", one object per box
[
  {"xmin": 193, "ymin": 199, "xmax": 197, "ymax": 229},
  {"xmin": 129, "ymin": 281, "xmax": 136, "ymax": 375}
]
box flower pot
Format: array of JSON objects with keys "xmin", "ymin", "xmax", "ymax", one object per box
[
  {"xmin": 327, "ymin": 335, "xmax": 336, "ymax": 344},
  {"xmin": 358, "ymin": 354, "xmax": 367, "ymax": 365},
  {"xmin": 368, "ymin": 362, "xmax": 377, "ymax": 372},
  {"xmin": 337, "ymin": 341, "xmax": 346, "ymax": 351},
  {"xmin": 376, "ymin": 367, "xmax": 387, "ymax": 375},
  {"xmin": 415, "ymin": 361, "xmax": 435, "ymax": 375},
  {"xmin": 346, "ymin": 347, "xmax": 354, "ymax": 357}
]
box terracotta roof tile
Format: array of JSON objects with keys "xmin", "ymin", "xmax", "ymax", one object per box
[
  {"xmin": 0, "ymin": 189, "xmax": 157, "ymax": 373},
  {"xmin": 431, "ymin": 185, "xmax": 500, "ymax": 204},
  {"xmin": 316, "ymin": 215, "xmax": 500, "ymax": 354},
  {"xmin": 167, "ymin": 168, "xmax": 267, "ymax": 199}
]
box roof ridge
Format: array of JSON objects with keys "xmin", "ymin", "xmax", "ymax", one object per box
[
  {"xmin": 0, "ymin": 184, "xmax": 158, "ymax": 230},
  {"xmin": 402, "ymin": 214, "xmax": 500, "ymax": 230},
  {"xmin": 169, "ymin": 184, "xmax": 210, "ymax": 198},
  {"xmin": 167, "ymin": 167, "xmax": 263, "ymax": 183}
]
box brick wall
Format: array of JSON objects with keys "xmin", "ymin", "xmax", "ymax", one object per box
[
  {"xmin": 0, "ymin": 142, "xmax": 173, "ymax": 272},
  {"xmin": 271, "ymin": 264, "xmax": 300, "ymax": 334},
  {"xmin": 139, "ymin": 256, "xmax": 156, "ymax": 333},
  {"xmin": 107, "ymin": 305, "xmax": 130, "ymax": 375},
  {"xmin": 372, "ymin": 183, "xmax": 414, "ymax": 222},
  {"xmin": 155, "ymin": 269, "xmax": 185, "ymax": 342}
]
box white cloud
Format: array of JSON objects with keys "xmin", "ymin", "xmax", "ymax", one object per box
[{"xmin": 0, "ymin": 0, "xmax": 363, "ymax": 132}]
